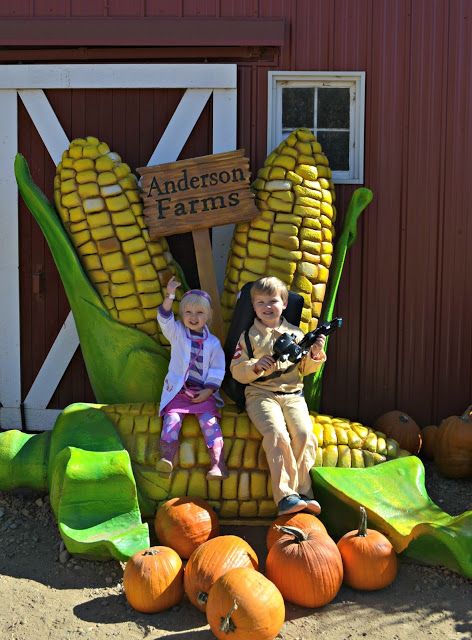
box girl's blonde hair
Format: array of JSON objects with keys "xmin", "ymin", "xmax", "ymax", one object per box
[
  {"xmin": 250, "ymin": 276, "xmax": 289, "ymax": 305},
  {"xmin": 179, "ymin": 292, "xmax": 213, "ymax": 326}
]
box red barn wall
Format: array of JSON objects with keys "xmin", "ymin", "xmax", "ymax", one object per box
[{"xmin": 1, "ymin": 0, "xmax": 471, "ymax": 427}]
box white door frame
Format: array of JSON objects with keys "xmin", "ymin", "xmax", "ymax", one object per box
[{"xmin": 0, "ymin": 64, "xmax": 237, "ymax": 431}]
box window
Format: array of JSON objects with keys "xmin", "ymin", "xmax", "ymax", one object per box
[{"xmin": 268, "ymin": 72, "xmax": 365, "ymax": 184}]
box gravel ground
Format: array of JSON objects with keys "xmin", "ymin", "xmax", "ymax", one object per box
[{"xmin": 0, "ymin": 459, "xmax": 470, "ymax": 640}]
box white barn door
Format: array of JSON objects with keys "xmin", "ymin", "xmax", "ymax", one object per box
[{"xmin": 0, "ymin": 64, "xmax": 237, "ymax": 431}]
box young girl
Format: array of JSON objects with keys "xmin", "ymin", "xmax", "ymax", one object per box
[{"xmin": 156, "ymin": 276, "xmax": 228, "ymax": 480}]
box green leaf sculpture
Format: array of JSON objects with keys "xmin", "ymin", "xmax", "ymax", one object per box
[
  {"xmin": 14, "ymin": 153, "xmax": 171, "ymax": 404},
  {"xmin": 0, "ymin": 403, "xmax": 149, "ymax": 560},
  {"xmin": 311, "ymin": 456, "xmax": 472, "ymax": 578},
  {"xmin": 304, "ymin": 187, "xmax": 373, "ymax": 410}
]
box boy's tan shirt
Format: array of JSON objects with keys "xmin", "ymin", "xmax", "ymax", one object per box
[{"xmin": 230, "ymin": 317, "xmax": 326, "ymax": 394}]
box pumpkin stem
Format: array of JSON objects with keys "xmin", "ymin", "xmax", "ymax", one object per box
[
  {"xmin": 142, "ymin": 549, "xmax": 160, "ymax": 556},
  {"xmin": 356, "ymin": 506, "xmax": 368, "ymax": 537},
  {"xmin": 197, "ymin": 592, "xmax": 208, "ymax": 605},
  {"xmin": 399, "ymin": 414, "xmax": 410, "ymax": 423},
  {"xmin": 220, "ymin": 599, "xmax": 238, "ymax": 634},
  {"xmin": 461, "ymin": 405, "xmax": 472, "ymax": 422},
  {"xmin": 274, "ymin": 525, "xmax": 308, "ymax": 543}
]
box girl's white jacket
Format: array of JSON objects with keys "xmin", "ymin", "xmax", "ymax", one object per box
[{"xmin": 157, "ymin": 307, "xmax": 226, "ymax": 414}]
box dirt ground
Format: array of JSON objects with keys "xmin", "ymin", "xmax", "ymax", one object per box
[{"xmin": 0, "ymin": 460, "xmax": 470, "ymax": 640}]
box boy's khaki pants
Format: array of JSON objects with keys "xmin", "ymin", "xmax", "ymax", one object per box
[{"xmin": 245, "ymin": 387, "xmax": 317, "ymax": 506}]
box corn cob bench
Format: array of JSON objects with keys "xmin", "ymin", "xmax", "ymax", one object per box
[{"xmin": 0, "ymin": 400, "xmax": 407, "ymax": 557}]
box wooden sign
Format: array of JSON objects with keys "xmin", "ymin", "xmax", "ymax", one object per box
[
  {"xmin": 137, "ymin": 149, "xmax": 259, "ymax": 237},
  {"xmin": 137, "ymin": 150, "xmax": 260, "ymax": 342}
]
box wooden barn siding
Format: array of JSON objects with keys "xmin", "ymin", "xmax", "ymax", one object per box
[{"xmin": 2, "ymin": 0, "xmax": 471, "ymax": 426}]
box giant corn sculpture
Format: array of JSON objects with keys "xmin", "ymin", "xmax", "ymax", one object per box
[
  {"xmin": 53, "ymin": 136, "xmax": 182, "ymax": 345},
  {"xmin": 1, "ymin": 402, "xmax": 470, "ymax": 578},
  {"xmin": 3, "ymin": 132, "xmax": 470, "ymax": 578},
  {"xmin": 222, "ymin": 128, "xmax": 335, "ymax": 334},
  {"xmin": 6, "ymin": 129, "xmax": 467, "ymax": 578}
]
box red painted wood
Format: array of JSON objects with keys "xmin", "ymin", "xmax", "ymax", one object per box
[{"xmin": 0, "ymin": 17, "xmax": 286, "ymax": 46}]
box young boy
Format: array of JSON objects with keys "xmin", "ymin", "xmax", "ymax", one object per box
[{"xmin": 230, "ymin": 276, "xmax": 326, "ymax": 516}]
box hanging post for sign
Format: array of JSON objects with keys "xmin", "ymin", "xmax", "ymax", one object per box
[{"xmin": 137, "ymin": 150, "xmax": 260, "ymax": 341}]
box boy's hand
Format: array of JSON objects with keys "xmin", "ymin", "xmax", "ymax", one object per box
[
  {"xmin": 166, "ymin": 276, "xmax": 181, "ymax": 296},
  {"xmin": 310, "ymin": 335, "xmax": 326, "ymax": 359},
  {"xmin": 191, "ymin": 388, "xmax": 214, "ymax": 403},
  {"xmin": 253, "ymin": 355, "xmax": 276, "ymax": 375}
]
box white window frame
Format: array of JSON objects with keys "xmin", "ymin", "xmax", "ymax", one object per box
[{"xmin": 268, "ymin": 71, "xmax": 365, "ymax": 184}]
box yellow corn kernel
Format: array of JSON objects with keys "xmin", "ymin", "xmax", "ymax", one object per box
[
  {"xmin": 89, "ymin": 269, "xmax": 108, "ymax": 284},
  {"xmin": 97, "ymin": 171, "xmax": 117, "ymax": 186},
  {"xmin": 267, "ymin": 196, "xmax": 293, "ymax": 213},
  {"xmin": 87, "ymin": 212, "xmax": 111, "ymax": 228},
  {"xmin": 101, "ymin": 251, "xmax": 125, "ymax": 271},
  {"xmin": 250, "ymin": 471, "xmax": 268, "ymax": 499},
  {"xmin": 90, "ymin": 225, "xmax": 114, "ymax": 241},
  {"xmin": 115, "ymin": 294, "xmax": 139, "ymax": 311},
  {"xmin": 73, "ymin": 158, "xmax": 94, "ymax": 172},
  {"xmin": 268, "ymin": 256, "xmax": 296, "ymax": 275},
  {"xmin": 95, "ymin": 155, "xmax": 115, "ymax": 172},
  {"xmin": 83, "ymin": 197, "xmax": 105, "ymax": 214},
  {"xmin": 275, "ymin": 213, "xmax": 302, "ymax": 226},
  {"xmin": 62, "ymin": 192, "xmax": 81, "ymax": 208},
  {"xmin": 247, "ymin": 240, "xmax": 269, "ymax": 259},
  {"xmin": 76, "ymin": 170, "xmax": 98, "ymax": 185},
  {"xmin": 269, "ymin": 233, "xmax": 299, "ymax": 251},
  {"xmin": 82, "ymin": 254, "xmax": 101, "ymax": 271},
  {"xmin": 296, "ymin": 164, "xmax": 318, "ymax": 181},
  {"xmin": 114, "ymin": 163, "xmax": 131, "ymax": 179},
  {"xmin": 100, "ymin": 184, "xmax": 122, "ymax": 198},
  {"xmin": 112, "ymin": 210, "xmax": 135, "ymax": 226},
  {"xmin": 248, "ymin": 229, "xmax": 269, "ymax": 243},
  {"xmin": 110, "ymin": 282, "xmax": 135, "ymax": 298},
  {"xmin": 106, "ymin": 194, "xmax": 129, "ymax": 212},
  {"xmin": 270, "ymin": 246, "xmax": 301, "ymax": 261}
]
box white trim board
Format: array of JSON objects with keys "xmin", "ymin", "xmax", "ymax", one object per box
[
  {"xmin": 0, "ymin": 64, "xmax": 237, "ymax": 432},
  {"xmin": 0, "ymin": 64, "xmax": 237, "ymax": 89}
]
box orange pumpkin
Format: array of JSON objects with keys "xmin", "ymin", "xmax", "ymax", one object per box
[
  {"xmin": 266, "ymin": 512, "xmax": 327, "ymax": 550},
  {"xmin": 420, "ymin": 425, "xmax": 438, "ymax": 460},
  {"xmin": 434, "ymin": 405, "xmax": 472, "ymax": 478},
  {"xmin": 265, "ymin": 525, "xmax": 343, "ymax": 608},
  {"xmin": 206, "ymin": 567, "xmax": 285, "ymax": 640},
  {"xmin": 123, "ymin": 546, "xmax": 183, "ymax": 613},
  {"xmin": 374, "ymin": 410, "xmax": 422, "ymax": 454},
  {"xmin": 337, "ymin": 506, "xmax": 398, "ymax": 590},
  {"xmin": 184, "ymin": 535, "xmax": 259, "ymax": 611},
  {"xmin": 154, "ymin": 497, "xmax": 219, "ymax": 559}
]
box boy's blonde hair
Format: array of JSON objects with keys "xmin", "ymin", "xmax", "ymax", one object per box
[
  {"xmin": 250, "ymin": 276, "xmax": 289, "ymax": 305},
  {"xmin": 179, "ymin": 292, "xmax": 213, "ymax": 326}
]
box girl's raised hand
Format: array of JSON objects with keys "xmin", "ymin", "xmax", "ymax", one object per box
[{"xmin": 166, "ymin": 275, "xmax": 181, "ymax": 296}]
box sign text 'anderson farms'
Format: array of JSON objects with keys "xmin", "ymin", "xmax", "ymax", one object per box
[{"xmin": 137, "ymin": 150, "xmax": 259, "ymax": 238}]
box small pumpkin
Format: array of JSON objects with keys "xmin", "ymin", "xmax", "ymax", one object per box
[
  {"xmin": 184, "ymin": 535, "xmax": 259, "ymax": 611},
  {"xmin": 337, "ymin": 506, "xmax": 398, "ymax": 590},
  {"xmin": 374, "ymin": 410, "xmax": 422, "ymax": 454},
  {"xmin": 420, "ymin": 425, "xmax": 438, "ymax": 460},
  {"xmin": 434, "ymin": 405, "xmax": 472, "ymax": 478},
  {"xmin": 266, "ymin": 512, "xmax": 327, "ymax": 550},
  {"xmin": 154, "ymin": 496, "xmax": 219, "ymax": 559},
  {"xmin": 206, "ymin": 567, "xmax": 285, "ymax": 640},
  {"xmin": 123, "ymin": 546, "xmax": 183, "ymax": 613},
  {"xmin": 265, "ymin": 525, "xmax": 343, "ymax": 608}
]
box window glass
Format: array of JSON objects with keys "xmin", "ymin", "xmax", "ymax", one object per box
[
  {"xmin": 316, "ymin": 131, "xmax": 350, "ymax": 171},
  {"xmin": 282, "ymin": 87, "xmax": 314, "ymax": 130},
  {"xmin": 317, "ymin": 88, "xmax": 350, "ymax": 129}
]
